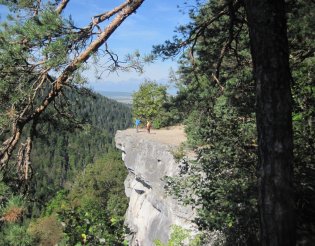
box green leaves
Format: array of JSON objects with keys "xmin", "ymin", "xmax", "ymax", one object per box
[
  {"xmin": 43, "ymin": 151, "xmax": 128, "ymax": 245},
  {"xmin": 0, "ymin": 0, "xmax": 35, "ymax": 10},
  {"xmin": 161, "ymin": 0, "xmax": 314, "ymax": 243},
  {"xmin": 0, "ymin": 177, "xmax": 33, "ymax": 246},
  {"xmin": 132, "ymin": 80, "xmax": 171, "ymax": 128},
  {"xmin": 159, "ymin": 1, "xmax": 260, "ymax": 243},
  {"xmin": 27, "ymin": 216, "xmax": 64, "ymax": 246},
  {"xmin": 0, "ymin": 224, "xmax": 33, "ymax": 246},
  {"xmin": 154, "ymin": 225, "xmax": 202, "ymax": 246}
]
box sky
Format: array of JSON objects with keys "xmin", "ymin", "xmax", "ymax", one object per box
[
  {"xmin": 62, "ymin": 0, "xmax": 190, "ymax": 93},
  {"xmin": 0, "ymin": 0, "xmax": 191, "ymax": 93}
]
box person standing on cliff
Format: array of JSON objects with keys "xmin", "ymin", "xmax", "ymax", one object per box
[
  {"xmin": 146, "ymin": 120, "xmax": 152, "ymax": 133},
  {"xmin": 135, "ymin": 118, "xmax": 141, "ymax": 132}
]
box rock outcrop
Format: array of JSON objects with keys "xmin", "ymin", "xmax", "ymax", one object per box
[{"xmin": 115, "ymin": 129, "xmax": 197, "ymax": 246}]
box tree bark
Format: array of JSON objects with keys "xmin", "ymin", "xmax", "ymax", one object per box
[
  {"xmin": 56, "ymin": 0, "xmax": 70, "ymax": 14},
  {"xmin": 244, "ymin": 0, "xmax": 296, "ymax": 245},
  {"xmin": 0, "ymin": 0, "xmax": 145, "ymax": 168}
]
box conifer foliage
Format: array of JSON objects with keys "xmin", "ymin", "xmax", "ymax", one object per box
[
  {"xmin": 0, "ymin": 1, "xmax": 139, "ymax": 245},
  {"xmin": 0, "ymin": 0, "xmax": 144, "ymax": 179},
  {"xmin": 155, "ymin": 0, "xmax": 314, "ymax": 244}
]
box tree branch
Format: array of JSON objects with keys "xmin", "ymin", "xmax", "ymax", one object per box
[
  {"xmin": 0, "ymin": 0, "xmax": 145, "ymax": 170},
  {"xmin": 33, "ymin": 0, "xmax": 41, "ymax": 16},
  {"xmin": 56, "ymin": 0, "xmax": 70, "ymax": 14}
]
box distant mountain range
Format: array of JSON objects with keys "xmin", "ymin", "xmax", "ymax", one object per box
[{"xmin": 99, "ymin": 91, "xmax": 133, "ymax": 104}]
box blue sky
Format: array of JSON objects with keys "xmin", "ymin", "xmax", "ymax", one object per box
[
  {"xmin": 0, "ymin": 0, "xmax": 190, "ymax": 93},
  {"xmin": 62, "ymin": 0, "xmax": 190, "ymax": 93}
]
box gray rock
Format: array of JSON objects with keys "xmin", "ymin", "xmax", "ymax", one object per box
[{"xmin": 115, "ymin": 130, "xmax": 197, "ymax": 246}]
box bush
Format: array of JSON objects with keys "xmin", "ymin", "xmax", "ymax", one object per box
[{"xmin": 27, "ymin": 215, "xmax": 64, "ymax": 246}]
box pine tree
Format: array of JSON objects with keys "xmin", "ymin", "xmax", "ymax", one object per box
[
  {"xmin": 155, "ymin": 0, "xmax": 314, "ymax": 243},
  {"xmin": 0, "ymin": 0, "xmax": 144, "ymax": 179}
]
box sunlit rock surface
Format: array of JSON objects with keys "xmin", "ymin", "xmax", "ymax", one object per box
[{"xmin": 115, "ymin": 129, "xmax": 197, "ymax": 246}]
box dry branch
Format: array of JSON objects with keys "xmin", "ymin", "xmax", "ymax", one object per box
[
  {"xmin": 0, "ymin": 0, "xmax": 145, "ymax": 171},
  {"xmin": 56, "ymin": 0, "xmax": 70, "ymax": 14}
]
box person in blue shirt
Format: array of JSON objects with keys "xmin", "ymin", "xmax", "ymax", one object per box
[{"xmin": 135, "ymin": 118, "xmax": 141, "ymax": 132}]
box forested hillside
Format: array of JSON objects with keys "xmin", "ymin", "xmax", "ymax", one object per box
[
  {"xmin": 0, "ymin": 90, "xmax": 132, "ymax": 245},
  {"xmin": 1, "ymin": 0, "xmax": 314, "ymax": 245},
  {"xmin": 0, "ymin": 1, "xmax": 141, "ymax": 245},
  {"xmin": 29, "ymin": 90, "xmax": 132, "ymax": 214}
]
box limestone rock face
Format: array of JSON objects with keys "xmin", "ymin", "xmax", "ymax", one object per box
[{"xmin": 115, "ymin": 129, "xmax": 197, "ymax": 246}]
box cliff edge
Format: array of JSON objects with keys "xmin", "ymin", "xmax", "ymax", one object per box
[{"xmin": 115, "ymin": 126, "xmax": 197, "ymax": 245}]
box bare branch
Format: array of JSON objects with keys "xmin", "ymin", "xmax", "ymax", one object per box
[
  {"xmin": 56, "ymin": 0, "xmax": 70, "ymax": 14},
  {"xmin": 215, "ymin": 39, "xmax": 230, "ymax": 79},
  {"xmin": 155, "ymin": 3, "xmax": 229, "ymax": 60},
  {"xmin": 187, "ymin": 5, "xmax": 229, "ymax": 50},
  {"xmin": 30, "ymin": 69, "xmax": 50, "ymax": 102},
  {"xmin": 0, "ymin": 0, "xmax": 145, "ymax": 169},
  {"xmin": 33, "ymin": 0, "xmax": 41, "ymax": 16},
  {"xmin": 16, "ymin": 135, "xmax": 33, "ymax": 181},
  {"xmin": 73, "ymin": 0, "xmax": 133, "ymax": 40},
  {"xmin": 104, "ymin": 43, "xmax": 120, "ymax": 68},
  {"xmin": 29, "ymin": 0, "xmax": 145, "ymax": 120},
  {"xmin": 94, "ymin": 0, "xmax": 131, "ymax": 24},
  {"xmin": 0, "ymin": 126, "xmax": 23, "ymax": 169},
  {"xmin": 211, "ymin": 73, "xmax": 225, "ymax": 92}
]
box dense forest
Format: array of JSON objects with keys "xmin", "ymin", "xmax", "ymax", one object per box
[
  {"xmin": 0, "ymin": 0, "xmax": 139, "ymax": 245},
  {"xmin": 30, "ymin": 90, "xmax": 132, "ymax": 214},
  {"xmin": 0, "ymin": 89, "xmax": 132, "ymax": 245},
  {"xmin": 0, "ymin": 0, "xmax": 314, "ymax": 245}
]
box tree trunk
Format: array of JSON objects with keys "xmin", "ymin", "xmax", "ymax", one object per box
[
  {"xmin": 0, "ymin": 0, "xmax": 145, "ymax": 168},
  {"xmin": 244, "ymin": 0, "xmax": 296, "ymax": 245}
]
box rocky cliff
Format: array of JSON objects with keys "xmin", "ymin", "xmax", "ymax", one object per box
[{"xmin": 115, "ymin": 128, "xmax": 197, "ymax": 245}]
